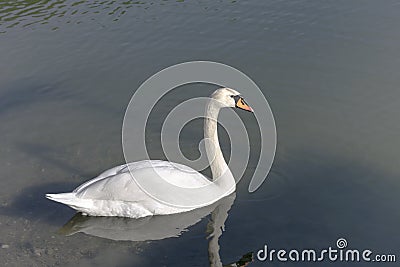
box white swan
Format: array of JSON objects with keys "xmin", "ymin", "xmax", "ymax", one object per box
[{"xmin": 46, "ymin": 88, "xmax": 253, "ymax": 218}]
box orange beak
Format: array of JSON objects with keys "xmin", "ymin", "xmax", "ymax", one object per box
[{"xmin": 235, "ymin": 96, "xmax": 253, "ymax": 112}]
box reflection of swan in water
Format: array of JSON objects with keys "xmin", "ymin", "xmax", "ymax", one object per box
[
  {"xmin": 60, "ymin": 194, "xmax": 234, "ymax": 242},
  {"xmin": 60, "ymin": 193, "xmax": 253, "ymax": 266}
]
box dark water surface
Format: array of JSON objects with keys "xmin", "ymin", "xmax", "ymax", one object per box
[{"xmin": 1, "ymin": 1, "xmax": 400, "ymax": 266}]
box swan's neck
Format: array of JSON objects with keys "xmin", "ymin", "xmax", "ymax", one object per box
[{"xmin": 204, "ymin": 100, "xmax": 235, "ymax": 191}]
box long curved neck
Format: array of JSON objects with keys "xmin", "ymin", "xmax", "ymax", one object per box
[{"xmin": 204, "ymin": 100, "xmax": 235, "ymax": 192}]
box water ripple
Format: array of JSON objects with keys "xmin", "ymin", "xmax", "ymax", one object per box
[{"xmin": 0, "ymin": 0, "xmax": 151, "ymax": 32}]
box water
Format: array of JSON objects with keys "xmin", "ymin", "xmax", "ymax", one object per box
[{"xmin": 1, "ymin": 1, "xmax": 400, "ymax": 266}]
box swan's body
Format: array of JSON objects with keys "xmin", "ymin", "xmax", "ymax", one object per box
[
  {"xmin": 46, "ymin": 88, "xmax": 253, "ymax": 218},
  {"xmin": 47, "ymin": 160, "xmax": 212, "ymax": 217}
]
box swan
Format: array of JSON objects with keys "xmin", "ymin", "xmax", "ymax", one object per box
[{"xmin": 46, "ymin": 88, "xmax": 253, "ymax": 218}]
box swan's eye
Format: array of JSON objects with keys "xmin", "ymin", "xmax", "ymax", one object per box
[{"xmin": 231, "ymin": 95, "xmax": 241, "ymax": 102}]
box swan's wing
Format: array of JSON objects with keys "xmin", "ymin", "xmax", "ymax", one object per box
[
  {"xmin": 72, "ymin": 163, "xmax": 128, "ymax": 193},
  {"xmin": 73, "ymin": 160, "xmax": 212, "ymax": 202}
]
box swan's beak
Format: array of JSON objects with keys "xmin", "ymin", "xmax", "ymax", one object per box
[{"xmin": 235, "ymin": 96, "xmax": 253, "ymax": 112}]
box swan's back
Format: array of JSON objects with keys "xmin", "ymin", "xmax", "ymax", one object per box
[{"xmin": 74, "ymin": 160, "xmax": 212, "ymax": 199}]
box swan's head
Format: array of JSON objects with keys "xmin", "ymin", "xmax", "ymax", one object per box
[{"xmin": 211, "ymin": 88, "xmax": 253, "ymax": 112}]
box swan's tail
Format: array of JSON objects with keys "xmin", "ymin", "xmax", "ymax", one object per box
[
  {"xmin": 46, "ymin": 193, "xmax": 96, "ymax": 217},
  {"xmin": 46, "ymin": 192, "xmax": 92, "ymax": 211},
  {"xmin": 46, "ymin": 192, "xmax": 77, "ymax": 205}
]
